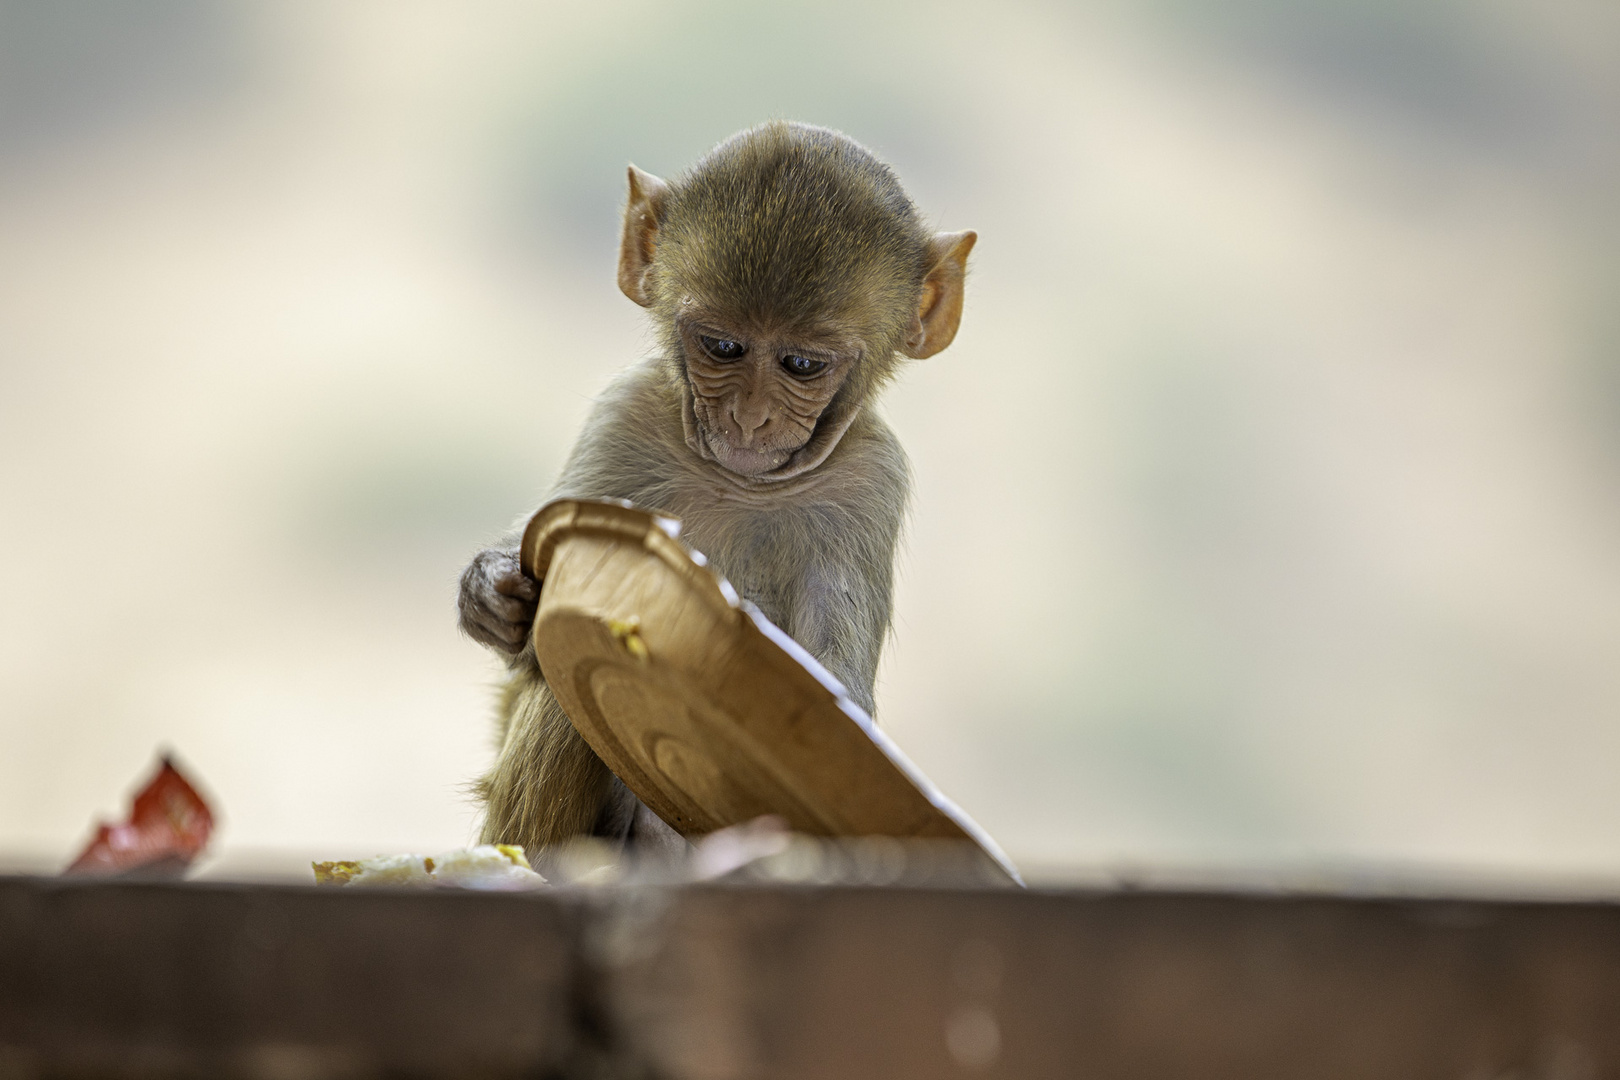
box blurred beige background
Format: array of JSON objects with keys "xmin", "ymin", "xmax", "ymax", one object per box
[{"xmin": 2, "ymin": 0, "xmax": 1618, "ymax": 885}]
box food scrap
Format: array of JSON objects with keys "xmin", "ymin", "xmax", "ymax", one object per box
[
  {"xmin": 64, "ymin": 754, "xmax": 216, "ymax": 878},
  {"xmin": 313, "ymin": 844, "xmax": 546, "ymax": 891}
]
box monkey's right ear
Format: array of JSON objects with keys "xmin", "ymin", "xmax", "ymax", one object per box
[{"xmin": 618, "ymin": 165, "xmax": 670, "ymax": 307}]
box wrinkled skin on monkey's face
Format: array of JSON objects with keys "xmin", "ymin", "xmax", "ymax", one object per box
[
  {"xmin": 678, "ymin": 315, "xmax": 858, "ymax": 477},
  {"xmin": 616, "ymin": 134, "xmax": 976, "ymax": 484}
]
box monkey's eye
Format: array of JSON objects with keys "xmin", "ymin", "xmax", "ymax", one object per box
[
  {"xmin": 699, "ymin": 336, "xmax": 746, "ymax": 362},
  {"xmin": 781, "ymin": 354, "xmax": 828, "ymax": 378}
]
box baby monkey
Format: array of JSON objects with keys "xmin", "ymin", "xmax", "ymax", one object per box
[{"xmin": 459, "ymin": 121, "xmax": 976, "ymax": 852}]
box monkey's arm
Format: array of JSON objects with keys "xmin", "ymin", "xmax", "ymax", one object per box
[
  {"xmin": 785, "ymin": 417, "xmax": 910, "ymax": 717},
  {"xmin": 457, "ymin": 363, "xmax": 681, "ymax": 664},
  {"xmin": 467, "ymin": 366, "xmax": 681, "ymax": 850},
  {"xmin": 792, "ymin": 565, "xmax": 891, "ymax": 717}
]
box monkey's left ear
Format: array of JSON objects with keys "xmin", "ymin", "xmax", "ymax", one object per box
[
  {"xmin": 902, "ymin": 230, "xmax": 977, "ymax": 359},
  {"xmin": 618, "ymin": 165, "xmax": 670, "ymax": 307}
]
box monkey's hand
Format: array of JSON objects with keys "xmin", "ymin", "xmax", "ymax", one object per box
[{"xmin": 458, "ymin": 549, "xmax": 539, "ymax": 656}]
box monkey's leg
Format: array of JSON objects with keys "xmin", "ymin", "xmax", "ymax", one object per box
[
  {"xmin": 600, "ymin": 775, "xmax": 691, "ymax": 862},
  {"xmin": 476, "ymin": 666, "xmax": 617, "ymax": 852}
]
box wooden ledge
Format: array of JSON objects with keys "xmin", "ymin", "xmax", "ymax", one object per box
[{"xmin": 3, "ymin": 875, "xmax": 1619, "ymax": 1078}]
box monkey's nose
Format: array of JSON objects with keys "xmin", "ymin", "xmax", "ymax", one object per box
[{"xmin": 730, "ymin": 405, "xmax": 770, "ymax": 438}]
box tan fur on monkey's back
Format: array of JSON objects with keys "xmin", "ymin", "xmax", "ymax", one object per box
[{"xmin": 468, "ymin": 122, "xmax": 975, "ymax": 854}]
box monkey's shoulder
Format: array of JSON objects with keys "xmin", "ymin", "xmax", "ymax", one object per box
[
  {"xmin": 829, "ymin": 408, "xmax": 909, "ymax": 488},
  {"xmin": 583, "ymin": 358, "xmax": 685, "ymax": 441},
  {"xmin": 552, "ymin": 360, "xmax": 686, "ymax": 491}
]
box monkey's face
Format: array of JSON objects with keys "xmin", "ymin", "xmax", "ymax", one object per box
[{"xmin": 678, "ymin": 316, "xmax": 858, "ymax": 477}]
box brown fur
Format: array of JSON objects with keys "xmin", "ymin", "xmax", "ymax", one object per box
[{"xmin": 462, "ymin": 122, "xmax": 975, "ymax": 853}]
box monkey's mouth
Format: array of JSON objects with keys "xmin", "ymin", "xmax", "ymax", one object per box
[{"xmin": 704, "ymin": 432, "xmax": 796, "ymax": 476}]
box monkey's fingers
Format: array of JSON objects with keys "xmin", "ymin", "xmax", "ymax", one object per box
[
  {"xmin": 493, "ymin": 570, "xmax": 539, "ymax": 601},
  {"xmin": 479, "ymin": 603, "xmax": 531, "ymax": 643},
  {"xmin": 484, "ymin": 591, "xmax": 537, "ymax": 624},
  {"xmin": 463, "ymin": 607, "xmax": 530, "ymax": 654}
]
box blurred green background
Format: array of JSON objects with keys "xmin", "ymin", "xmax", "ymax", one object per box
[{"xmin": 2, "ymin": 0, "xmax": 1618, "ymax": 884}]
